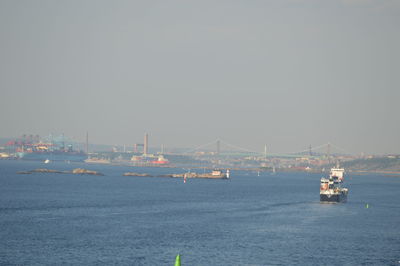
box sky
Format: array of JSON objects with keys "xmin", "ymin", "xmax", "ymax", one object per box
[{"xmin": 0, "ymin": 0, "xmax": 399, "ymax": 154}]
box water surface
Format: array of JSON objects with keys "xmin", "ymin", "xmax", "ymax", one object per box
[{"xmin": 0, "ymin": 160, "xmax": 399, "ymax": 265}]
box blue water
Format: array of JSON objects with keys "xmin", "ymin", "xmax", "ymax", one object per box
[{"xmin": 0, "ymin": 160, "xmax": 399, "ymax": 265}]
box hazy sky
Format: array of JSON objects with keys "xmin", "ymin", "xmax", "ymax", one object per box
[{"xmin": 0, "ymin": 0, "xmax": 399, "ymax": 154}]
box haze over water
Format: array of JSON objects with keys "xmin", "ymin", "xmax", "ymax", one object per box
[
  {"xmin": 0, "ymin": 1, "xmax": 399, "ymax": 264},
  {"xmin": 0, "ymin": 1, "xmax": 399, "ymax": 154},
  {"xmin": 1, "ymin": 160, "xmax": 399, "ymax": 265}
]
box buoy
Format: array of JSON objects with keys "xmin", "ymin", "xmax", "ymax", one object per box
[
  {"xmin": 175, "ymin": 254, "xmax": 181, "ymax": 266},
  {"xmin": 366, "ymin": 204, "xmax": 369, "ymax": 208}
]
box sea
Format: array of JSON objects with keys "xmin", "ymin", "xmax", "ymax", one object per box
[{"xmin": 0, "ymin": 160, "xmax": 399, "ymax": 266}]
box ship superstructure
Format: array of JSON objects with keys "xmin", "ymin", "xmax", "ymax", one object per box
[
  {"xmin": 320, "ymin": 167, "xmax": 348, "ymax": 203},
  {"xmin": 131, "ymin": 154, "xmax": 169, "ymax": 166}
]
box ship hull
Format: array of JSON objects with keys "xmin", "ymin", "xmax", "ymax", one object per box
[{"xmin": 320, "ymin": 192, "xmax": 347, "ymax": 203}]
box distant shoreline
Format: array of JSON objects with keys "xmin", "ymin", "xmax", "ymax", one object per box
[
  {"xmin": 347, "ymin": 170, "xmax": 400, "ymax": 176},
  {"xmin": 3, "ymin": 159, "xmax": 400, "ymax": 176}
]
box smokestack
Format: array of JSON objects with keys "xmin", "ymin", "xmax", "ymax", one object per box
[{"xmin": 144, "ymin": 133, "xmax": 148, "ymax": 155}]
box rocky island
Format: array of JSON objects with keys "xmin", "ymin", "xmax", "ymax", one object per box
[{"xmin": 17, "ymin": 168, "xmax": 104, "ymax": 176}]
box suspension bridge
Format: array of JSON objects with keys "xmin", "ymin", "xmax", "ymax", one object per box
[{"xmin": 184, "ymin": 138, "xmax": 352, "ymax": 157}]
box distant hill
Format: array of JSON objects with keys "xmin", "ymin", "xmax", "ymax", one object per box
[{"xmin": 341, "ymin": 156, "xmax": 400, "ymax": 172}]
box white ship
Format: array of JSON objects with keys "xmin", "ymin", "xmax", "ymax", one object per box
[{"xmin": 320, "ymin": 167, "xmax": 348, "ymax": 203}]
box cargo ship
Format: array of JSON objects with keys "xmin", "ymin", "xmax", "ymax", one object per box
[
  {"xmin": 131, "ymin": 154, "xmax": 169, "ymax": 166},
  {"xmin": 320, "ymin": 167, "xmax": 348, "ymax": 203}
]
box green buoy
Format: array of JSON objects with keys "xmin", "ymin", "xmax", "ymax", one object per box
[
  {"xmin": 366, "ymin": 204, "xmax": 369, "ymax": 208},
  {"xmin": 175, "ymin": 254, "xmax": 181, "ymax": 266}
]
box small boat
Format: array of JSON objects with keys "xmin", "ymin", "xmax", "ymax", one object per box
[
  {"xmin": 44, "ymin": 159, "xmax": 50, "ymax": 164},
  {"xmin": 271, "ymin": 166, "xmax": 276, "ymax": 175}
]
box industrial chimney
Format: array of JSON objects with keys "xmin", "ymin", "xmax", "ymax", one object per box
[{"xmin": 144, "ymin": 133, "xmax": 148, "ymax": 155}]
